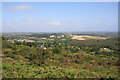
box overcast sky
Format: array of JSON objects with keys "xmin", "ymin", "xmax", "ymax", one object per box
[{"xmin": 2, "ymin": 2, "xmax": 118, "ymax": 32}]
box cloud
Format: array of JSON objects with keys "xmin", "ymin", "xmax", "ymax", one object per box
[
  {"xmin": 23, "ymin": 19, "xmax": 39, "ymax": 25},
  {"xmin": 48, "ymin": 21, "xmax": 61, "ymax": 26},
  {"xmin": 9, "ymin": 5, "xmax": 32, "ymax": 11}
]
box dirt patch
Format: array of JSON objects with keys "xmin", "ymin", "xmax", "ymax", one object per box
[{"xmin": 70, "ymin": 35, "xmax": 107, "ymax": 40}]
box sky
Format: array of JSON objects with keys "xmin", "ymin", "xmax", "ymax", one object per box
[
  {"xmin": 1, "ymin": 0, "xmax": 119, "ymax": 2},
  {"xmin": 2, "ymin": 2, "xmax": 118, "ymax": 32}
]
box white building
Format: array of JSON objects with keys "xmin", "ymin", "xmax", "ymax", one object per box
[{"xmin": 50, "ymin": 35, "xmax": 55, "ymax": 38}]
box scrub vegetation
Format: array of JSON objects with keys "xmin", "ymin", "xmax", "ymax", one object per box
[{"xmin": 2, "ymin": 32, "xmax": 119, "ymax": 79}]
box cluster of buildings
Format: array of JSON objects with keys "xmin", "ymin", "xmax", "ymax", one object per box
[
  {"xmin": 36, "ymin": 45, "xmax": 47, "ymax": 49},
  {"xmin": 50, "ymin": 35, "xmax": 65, "ymax": 38},
  {"xmin": 100, "ymin": 48, "xmax": 110, "ymax": 50},
  {"xmin": 91, "ymin": 47, "xmax": 111, "ymax": 55},
  {"xmin": 8, "ymin": 39, "xmax": 35, "ymax": 43}
]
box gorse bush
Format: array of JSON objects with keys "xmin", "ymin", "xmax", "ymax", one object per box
[
  {"xmin": 28, "ymin": 48, "xmax": 50, "ymax": 66},
  {"xmin": 2, "ymin": 35, "xmax": 119, "ymax": 78},
  {"xmin": 52, "ymin": 47, "xmax": 61, "ymax": 54}
]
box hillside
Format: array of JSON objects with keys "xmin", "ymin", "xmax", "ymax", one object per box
[{"xmin": 2, "ymin": 32, "xmax": 119, "ymax": 79}]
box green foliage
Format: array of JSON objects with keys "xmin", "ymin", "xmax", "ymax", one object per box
[
  {"xmin": 12, "ymin": 45, "xmax": 30, "ymax": 55},
  {"xmin": 98, "ymin": 50, "xmax": 114, "ymax": 56},
  {"xmin": 2, "ymin": 40, "xmax": 14, "ymax": 48},
  {"xmin": 52, "ymin": 47, "xmax": 61, "ymax": 54},
  {"xmin": 28, "ymin": 48, "xmax": 50, "ymax": 66},
  {"xmin": 67, "ymin": 38, "xmax": 118, "ymax": 51},
  {"xmin": 2, "ymin": 33, "xmax": 119, "ymax": 78}
]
